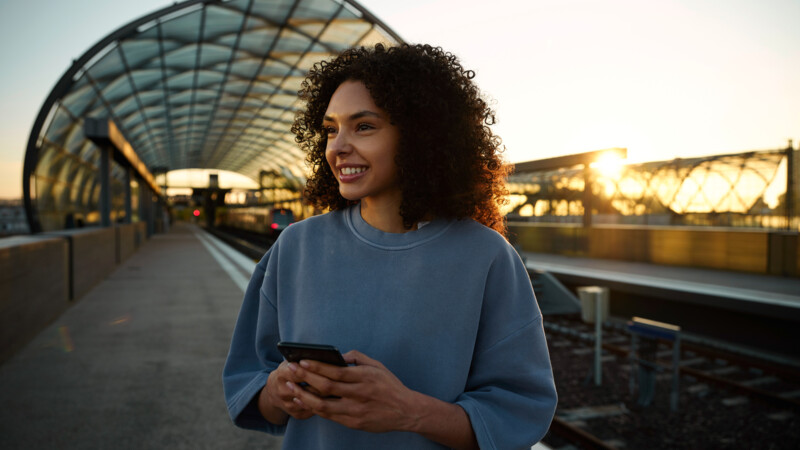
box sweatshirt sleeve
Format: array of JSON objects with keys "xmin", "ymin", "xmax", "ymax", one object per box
[
  {"xmin": 455, "ymin": 244, "xmax": 557, "ymax": 450},
  {"xmin": 222, "ymin": 246, "xmax": 286, "ymax": 435}
]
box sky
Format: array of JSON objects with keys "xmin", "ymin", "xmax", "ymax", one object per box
[{"xmin": 1, "ymin": 0, "xmax": 798, "ymax": 198}]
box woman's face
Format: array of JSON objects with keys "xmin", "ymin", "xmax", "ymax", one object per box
[{"xmin": 323, "ymin": 80, "xmax": 401, "ymax": 205}]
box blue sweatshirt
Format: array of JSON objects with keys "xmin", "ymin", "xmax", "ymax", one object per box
[{"xmin": 223, "ymin": 205, "xmax": 557, "ymax": 449}]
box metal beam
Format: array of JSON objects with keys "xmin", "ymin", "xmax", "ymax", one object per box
[
  {"xmin": 84, "ymin": 117, "xmax": 161, "ymax": 196},
  {"xmin": 513, "ymin": 148, "xmax": 627, "ymax": 173}
]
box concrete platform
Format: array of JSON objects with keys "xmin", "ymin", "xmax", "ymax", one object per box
[
  {"xmin": 0, "ymin": 223, "xmax": 280, "ymax": 449},
  {"xmin": 522, "ymin": 251, "xmax": 800, "ymax": 362},
  {"xmin": 522, "ymin": 251, "xmax": 800, "ymax": 318}
]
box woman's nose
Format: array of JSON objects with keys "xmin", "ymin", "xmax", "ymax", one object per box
[{"xmin": 328, "ymin": 131, "xmax": 352, "ymax": 154}]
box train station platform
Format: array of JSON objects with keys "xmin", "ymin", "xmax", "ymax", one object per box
[
  {"xmin": 521, "ymin": 250, "xmax": 800, "ymax": 363},
  {"xmin": 521, "ymin": 251, "xmax": 800, "ymax": 314},
  {"xmin": 0, "ymin": 223, "xmax": 280, "ymax": 449}
]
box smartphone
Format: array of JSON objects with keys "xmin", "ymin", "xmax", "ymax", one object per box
[{"xmin": 277, "ymin": 341, "xmax": 347, "ymax": 367}]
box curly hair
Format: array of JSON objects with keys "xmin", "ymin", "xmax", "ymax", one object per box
[{"xmin": 291, "ymin": 43, "xmax": 510, "ymax": 235}]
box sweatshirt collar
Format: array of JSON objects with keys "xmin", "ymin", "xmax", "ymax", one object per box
[{"xmin": 345, "ymin": 203, "xmax": 452, "ymax": 250}]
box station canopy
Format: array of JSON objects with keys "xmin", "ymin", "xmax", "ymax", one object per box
[{"xmin": 24, "ymin": 0, "xmax": 402, "ymax": 231}]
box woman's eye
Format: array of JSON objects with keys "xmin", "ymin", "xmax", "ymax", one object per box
[
  {"xmin": 356, "ymin": 123, "xmax": 374, "ymax": 132},
  {"xmin": 323, "ymin": 126, "xmax": 337, "ymax": 135}
]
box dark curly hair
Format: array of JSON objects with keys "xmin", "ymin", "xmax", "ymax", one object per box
[{"xmin": 291, "ymin": 43, "xmax": 510, "ymax": 235}]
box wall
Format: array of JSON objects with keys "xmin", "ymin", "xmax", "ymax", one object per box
[
  {"xmin": 0, "ymin": 236, "xmax": 69, "ymax": 363},
  {"xmin": 0, "ymin": 223, "xmax": 151, "ymax": 365},
  {"xmin": 508, "ymin": 222, "xmax": 798, "ymax": 277}
]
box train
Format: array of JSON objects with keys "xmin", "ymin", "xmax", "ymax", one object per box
[{"xmin": 218, "ymin": 207, "xmax": 295, "ymax": 238}]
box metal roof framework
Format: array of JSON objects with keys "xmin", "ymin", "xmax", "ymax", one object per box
[{"xmin": 23, "ymin": 0, "xmax": 402, "ymax": 232}]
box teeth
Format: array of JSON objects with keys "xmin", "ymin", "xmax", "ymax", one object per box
[{"xmin": 341, "ymin": 167, "xmax": 366, "ymax": 175}]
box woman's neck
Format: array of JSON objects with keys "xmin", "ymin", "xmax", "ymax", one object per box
[{"xmin": 360, "ymin": 196, "xmax": 414, "ymax": 234}]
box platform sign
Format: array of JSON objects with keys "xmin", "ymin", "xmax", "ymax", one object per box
[{"xmin": 627, "ymin": 316, "xmax": 681, "ymax": 411}]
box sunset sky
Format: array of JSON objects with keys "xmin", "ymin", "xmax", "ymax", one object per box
[{"xmin": 1, "ymin": 0, "xmax": 798, "ymax": 198}]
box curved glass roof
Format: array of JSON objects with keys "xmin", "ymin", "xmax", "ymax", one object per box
[{"xmin": 24, "ymin": 0, "xmax": 401, "ymax": 231}]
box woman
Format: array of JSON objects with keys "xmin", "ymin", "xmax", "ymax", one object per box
[{"xmin": 223, "ymin": 44, "xmax": 557, "ymax": 449}]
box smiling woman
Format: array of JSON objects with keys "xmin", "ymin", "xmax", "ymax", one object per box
[{"xmin": 222, "ymin": 43, "xmax": 557, "ymax": 450}]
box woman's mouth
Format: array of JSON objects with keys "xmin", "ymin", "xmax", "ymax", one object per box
[{"xmin": 339, "ymin": 166, "xmax": 367, "ymax": 182}]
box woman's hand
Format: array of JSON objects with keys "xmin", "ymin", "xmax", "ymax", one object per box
[
  {"xmin": 259, "ymin": 360, "xmax": 316, "ymax": 424},
  {"xmin": 288, "ymin": 350, "xmax": 419, "ymax": 433},
  {"xmin": 277, "ymin": 350, "xmax": 478, "ymax": 449}
]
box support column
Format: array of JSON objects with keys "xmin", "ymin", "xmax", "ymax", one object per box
[
  {"xmin": 137, "ymin": 175, "xmax": 146, "ymax": 226},
  {"xmin": 143, "ymin": 186, "xmax": 155, "ymax": 237},
  {"xmin": 99, "ymin": 145, "xmax": 111, "ymax": 227},
  {"xmin": 124, "ymin": 167, "xmax": 132, "ymax": 224},
  {"xmin": 786, "ymin": 141, "xmax": 795, "ymax": 230},
  {"xmin": 583, "ymin": 165, "xmax": 593, "ymax": 228}
]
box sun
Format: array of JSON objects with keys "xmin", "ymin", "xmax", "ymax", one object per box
[{"xmin": 590, "ymin": 153, "xmax": 626, "ymax": 179}]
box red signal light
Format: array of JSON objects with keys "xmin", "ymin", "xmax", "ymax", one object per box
[
  {"xmin": 193, "ymin": 209, "xmax": 200, "ymax": 217},
  {"xmin": 271, "ymin": 223, "xmax": 279, "ymax": 229}
]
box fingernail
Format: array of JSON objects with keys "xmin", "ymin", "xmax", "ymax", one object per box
[
  {"xmin": 299, "ymin": 360, "xmax": 310, "ymax": 368},
  {"xmin": 286, "ymin": 381, "xmax": 295, "ymax": 392},
  {"xmin": 287, "ymin": 363, "xmax": 297, "ymax": 372}
]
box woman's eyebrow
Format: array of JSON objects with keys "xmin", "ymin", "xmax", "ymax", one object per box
[{"xmin": 323, "ymin": 110, "xmax": 382, "ymax": 122}]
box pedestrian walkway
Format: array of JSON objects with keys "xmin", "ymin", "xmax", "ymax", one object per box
[{"xmin": 0, "ymin": 223, "xmax": 279, "ymax": 449}]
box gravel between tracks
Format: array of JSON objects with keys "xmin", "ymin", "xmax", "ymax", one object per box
[{"xmin": 540, "ymin": 319, "xmax": 800, "ymax": 449}]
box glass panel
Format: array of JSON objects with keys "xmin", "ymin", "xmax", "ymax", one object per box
[
  {"xmin": 194, "ymin": 70, "xmax": 226, "ymax": 86},
  {"xmin": 294, "ymin": 52, "xmax": 327, "ymax": 71},
  {"xmin": 273, "ymin": 29, "xmax": 313, "ymax": 53},
  {"xmin": 113, "ymin": 97, "xmax": 141, "ymax": 121},
  {"xmin": 86, "ymin": 104, "xmax": 110, "ymax": 118},
  {"xmin": 228, "ymin": 58, "xmax": 264, "ymax": 80},
  {"xmin": 64, "ymin": 124, "xmax": 86, "ymax": 152},
  {"xmin": 142, "ymin": 105, "xmax": 167, "ymax": 119},
  {"xmin": 130, "ymin": 69, "xmax": 164, "ymax": 92},
  {"xmin": 250, "ymin": 80, "xmax": 279, "ymax": 95},
  {"xmin": 61, "ymin": 84, "xmax": 99, "ymax": 118},
  {"xmin": 267, "ymin": 94, "xmax": 296, "ymax": 108},
  {"xmin": 235, "ymin": 22, "xmax": 280, "ymax": 56},
  {"xmin": 167, "ymin": 72, "xmax": 198, "ymax": 90},
  {"xmin": 293, "ymin": 0, "xmax": 340, "ymax": 19},
  {"xmin": 192, "ymin": 104, "xmax": 213, "ymax": 116},
  {"xmin": 120, "ymin": 39, "xmax": 160, "ymax": 69},
  {"xmin": 139, "ymin": 40, "xmax": 184, "ymax": 70},
  {"xmin": 224, "ymin": 0, "xmax": 251, "ymax": 14},
  {"xmin": 203, "ymin": 5, "xmax": 246, "ymax": 41},
  {"xmin": 160, "ymin": 8, "xmax": 202, "ymax": 42},
  {"xmin": 259, "ymin": 59, "xmax": 294, "ymax": 77},
  {"xmin": 172, "ymin": 116, "xmax": 191, "ymax": 128},
  {"xmin": 171, "ymin": 105, "xmax": 193, "ymax": 118},
  {"xmin": 240, "ymin": 97, "xmax": 263, "ymax": 110},
  {"xmin": 169, "ymin": 90, "xmax": 195, "ymax": 106},
  {"xmin": 44, "ymin": 106, "xmax": 76, "ymax": 144},
  {"xmin": 319, "ymin": 17, "xmax": 372, "ymax": 50},
  {"xmin": 101, "ymin": 75, "xmax": 134, "ymax": 104},
  {"xmin": 251, "ymin": 0, "xmax": 295, "ymax": 24},
  {"xmin": 200, "ymin": 43, "xmax": 233, "ymax": 68},
  {"xmin": 292, "ymin": 21, "xmax": 326, "ymax": 38},
  {"xmin": 86, "ymin": 45, "xmax": 124, "ymax": 83},
  {"xmin": 279, "ymin": 76, "xmax": 304, "ymax": 93},
  {"xmin": 164, "ymin": 44, "xmax": 201, "ymax": 71}
]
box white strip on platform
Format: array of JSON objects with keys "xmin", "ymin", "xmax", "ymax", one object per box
[
  {"xmin": 194, "ymin": 229, "xmax": 250, "ymax": 293},
  {"xmin": 525, "ymin": 260, "xmax": 800, "ymax": 309},
  {"xmin": 202, "ymin": 229, "xmax": 259, "ymax": 275}
]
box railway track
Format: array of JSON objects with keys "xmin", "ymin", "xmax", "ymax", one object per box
[
  {"xmin": 542, "ymin": 314, "xmax": 800, "ymax": 449},
  {"xmin": 204, "ymin": 226, "xmax": 273, "ymax": 261}
]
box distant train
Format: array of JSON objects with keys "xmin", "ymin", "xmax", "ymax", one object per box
[{"xmin": 219, "ymin": 207, "xmax": 295, "ymax": 238}]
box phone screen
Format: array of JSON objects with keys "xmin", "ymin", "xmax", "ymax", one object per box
[{"xmin": 277, "ymin": 341, "xmax": 347, "ymax": 367}]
